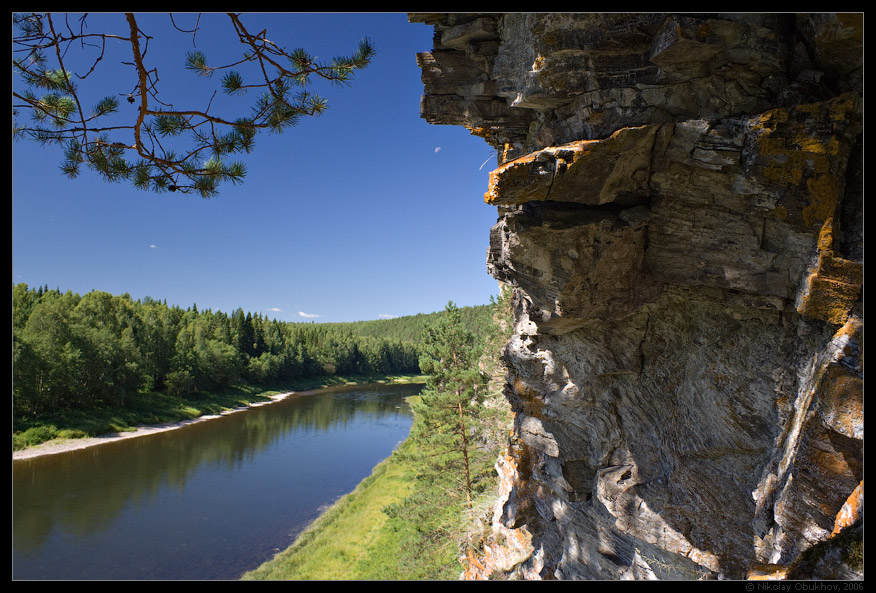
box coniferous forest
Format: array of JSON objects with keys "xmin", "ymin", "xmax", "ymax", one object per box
[{"xmin": 12, "ymin": 283, "xmax": 495, "ymax": 419}]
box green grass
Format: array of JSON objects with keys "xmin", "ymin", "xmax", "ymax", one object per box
[
  {"xmin": 241, "ymin": 439, "xmax": 418, "ymax": 580},
  {"xmin": 12, "ymin": 374, "xmax": 426, "ymax": 452},
  {"xmin": 241, "ymin": 392, "xmax": 489, "ymax": 581}
]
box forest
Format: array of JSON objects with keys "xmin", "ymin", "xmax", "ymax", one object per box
[{"xmin": 12, "ymin": 283, "xmax": 495, "ymax": 418}]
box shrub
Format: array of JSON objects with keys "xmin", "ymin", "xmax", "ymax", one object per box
[{"xmin": 12, "ymin": 425, "xmax": 59, "ymax": 450}]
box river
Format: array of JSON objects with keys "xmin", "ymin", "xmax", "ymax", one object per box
[{"xmin": 12, "ymin": 382, "xmax": 421, "ymax": 580}]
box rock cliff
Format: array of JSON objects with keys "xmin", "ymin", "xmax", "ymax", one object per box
[{"xmin": 409, "ymin": 13, "xmax": 863, "ymax": 580}]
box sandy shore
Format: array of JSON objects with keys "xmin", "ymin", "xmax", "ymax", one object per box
[{"xmin": 12, "ymin": 391, "xmax": 297, "ymax": 461}]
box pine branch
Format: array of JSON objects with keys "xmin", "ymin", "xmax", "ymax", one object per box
[{"xmin": 12, "ymin": 12, "xmax": 375, "ymax": 197}]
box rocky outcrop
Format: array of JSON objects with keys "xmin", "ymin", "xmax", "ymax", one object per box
[{"xmin": 410, "ymin": 13, "xmax": 863, "ymax": 580}]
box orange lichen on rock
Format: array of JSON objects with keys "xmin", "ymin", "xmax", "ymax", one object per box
[
  {"xmin": 747, "ymin": 563, "xmax": 790, "ymax": 580},
  {"xmin": 468, "ymin": 126, "xmax": 490, "ymax": 138},
  {"xmin": 832, "ymin": 481, "xmax": 863, "ymax": 535},
  {"xmin": 464, "ymin": 443, "xmax": 538, "ymax": 580},
  {"xmin": 483, "ymin": 126, "xmax": 658, "ymax": 206},
  {"xmin": 796, "ymin": 219, "xmax": 863, "ymax": 325},
  {"xmin": 484, "ymin": 139, "xmax": 593, "ymax": 205},
  {"xmin": 465, "ymin": 519, "xmax": 535, "ymax": 580},
  {"xmin": 511, "ymin": 376, "xmax": 546, "ymax": 423},
  {"xmin": 751, "ymin": 94, "xmax": 860, "ymax": 230}
]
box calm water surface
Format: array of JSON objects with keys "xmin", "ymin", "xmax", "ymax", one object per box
[{"xmin": 12, "ymin": 383, "xmax": 420, "ymax": 580}]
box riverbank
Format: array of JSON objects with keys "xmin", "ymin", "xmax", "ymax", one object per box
[
  {"xmin": 12, "ymin": 391, "xmax": 297, "ymax": 460},
  {"xmin": 13, "ymin": 374, "xmax": 427, "ymax": 460},
  {"xmin": 241, "ymin": 386, "xmax": 499, "ymax": 581},
  {"xmin": 14, "ymin": 380, "xmax": 424, "ymax": 580},
  {"xmin": 241, "ymin": 424, "xmax": 421, "ymax": 580}
]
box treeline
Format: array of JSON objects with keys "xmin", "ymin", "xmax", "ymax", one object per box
[
  {"xmin": 12, "ymin": 283, "xmax": 454, "ymax": 417},
  {"xmin": 322, "ymin": 305, "xmax": 495, "ymax": 344}
]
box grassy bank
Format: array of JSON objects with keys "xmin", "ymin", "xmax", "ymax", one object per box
[
  {"xmin": 12, "ymin": 374, "xmax": 426, "ymax": 452},
  {"xmin": 241, "ymin": 406, "xmax": 467, "ymax": 581},
  {"xmin": 242, "ymin": 386, "xmax": 508, "ymax": 581},
  {"xmin": 242, "ymin": 435, "xmax": 420, "ymax": 580}
]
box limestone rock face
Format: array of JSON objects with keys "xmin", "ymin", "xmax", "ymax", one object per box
[{"xmin": 410, "ymin": 13, "xmax": 863, "ymax": 580}]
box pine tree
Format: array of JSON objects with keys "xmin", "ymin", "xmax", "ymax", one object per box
[{"xmin": 409, "ymin": 300, "xmax": 491, "ymax": 563}]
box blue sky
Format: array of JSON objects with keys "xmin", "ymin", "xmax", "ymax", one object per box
[{"xmin": 12, "ymin": 13, "xmax": 502, "ymax": 323}]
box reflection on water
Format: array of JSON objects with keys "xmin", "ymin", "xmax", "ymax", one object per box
[{"xmin": 13, "ymin": 383, "xmax": 420, "ymax": 580}]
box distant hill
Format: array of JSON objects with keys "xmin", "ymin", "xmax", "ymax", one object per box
[{"xmin": 317, "ymin": 304, "xmax": 496, "ymax": 345}]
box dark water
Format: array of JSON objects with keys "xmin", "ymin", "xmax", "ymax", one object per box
[{"xmin": 12, "ymin": 382, "xmax": 420, "ymax": 580}]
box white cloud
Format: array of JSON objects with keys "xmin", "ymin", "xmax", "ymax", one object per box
[
  {"xmin": 434, "ymin": 146, "xmax": 441, "ymax": 153},
  {"xmin": 378, "ymin": 314, "xmax": 398, "ymax": 319},
  {"xmin": 267, "ymin": 307, "xmax": 283, "ymax": 312},
  {"xmin": 298, "ymin": 311, "xmax": 320, "ymax": 318},
  {"xmin": 149, "ymin": 244, "xmax": 158, "ymax": 249}
]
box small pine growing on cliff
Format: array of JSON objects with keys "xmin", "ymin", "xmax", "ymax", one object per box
[{"xmin": 383, "ymin": 297, "xmax": 512, "ymax": 577}]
